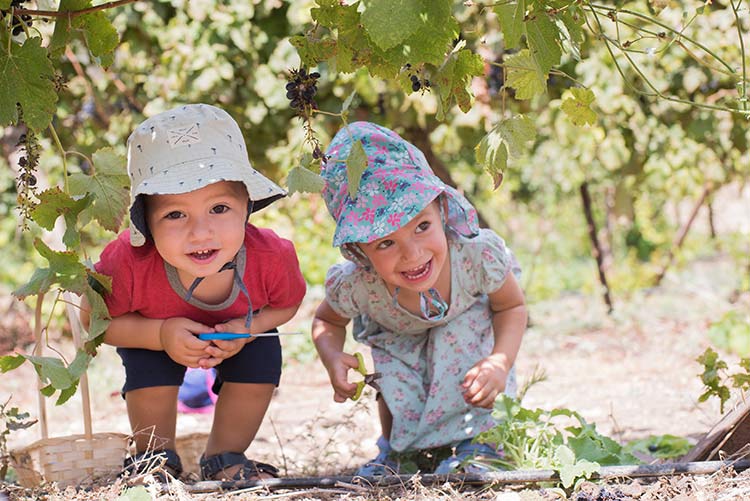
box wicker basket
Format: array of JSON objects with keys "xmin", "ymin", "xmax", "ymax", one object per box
[{"xmin": 11, "ymin": 293, "xmax": 129, "ymax": 487}]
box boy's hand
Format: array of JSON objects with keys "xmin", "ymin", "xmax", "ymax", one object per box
[
  {"xmin": 159, "ymin": 317, "xmax": 215, "ymax": 368},
  {"xmin": 201, "ymin": 337, "xmax": 247, "ymax": 367},
  {"xmin": 325, "ymin": 351, "xmax": 361, "ymax": 403},
  {"xmin": 462, "ymin": 354, "xmax": 509, "ymax": 409}
]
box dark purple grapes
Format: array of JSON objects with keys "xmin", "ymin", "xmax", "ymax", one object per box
[{"xmin": 286, "ymin": 68, "xmax": 320, "ymax": 111}]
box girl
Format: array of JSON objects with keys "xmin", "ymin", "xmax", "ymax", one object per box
[{"xmin": 312, "ymin": 122, "xmax": 527, "ymax": 475}]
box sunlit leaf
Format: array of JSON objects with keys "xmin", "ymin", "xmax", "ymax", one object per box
[
  {"xmin": 561, "ymin": 88, "xmax": 597, "ymax": 126},
  {"xmin": 361, "ymin": 0, "xmax": 420, "ymax": 51},
  {"xmin": 504, "ymin": 50, "xmax": 547, "ymax": 99},
  {"xmin": 83, "ymin": 283, "xmax": 111, "ymax": 341},
  {"xmin": 287, "ymin": 166, "xmax": 326, "ymax": 194},
  {"xmin": 346, "ymin": 141, "xmax": 368, "ymax": 198},
  {"xmin": 0, "ymin": 355, "xmax": 26, "ymax": 373},
  {"xmin": 494, "ymin": 0, "xmax": 526, "ymax": 49},
  {"xmin": 24, "ymin": 355, "xmax": 74, "ymax": 390},
  {"xmin": 476, "ymin": 115, "xmax": 535, "ymax": 189},
  {"xmin": 50, "ymin": 0, "xmax": 119, "ymax": 67},
  {"xmin": 31, "ymin": 188, "xmax": 94, "ymax": 248},
  {"xmin": 68, "ymin": 147, "xmax": 129, "ymax": 233},
  {"xmin": 0, "ymin": 35, "xmax": 57, "ymax": 133}
]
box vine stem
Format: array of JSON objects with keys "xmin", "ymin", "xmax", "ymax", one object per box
[
  {"xmin": 12, "ymin": 0, "xmax": 138, "ymax": 18},
  {"xmin": 730, "ymin": 0, "xmax": 748, "ymax": 112},
  {"xmin": 47, "ymin": 124, "xmax": 68, "ymax": 194}
]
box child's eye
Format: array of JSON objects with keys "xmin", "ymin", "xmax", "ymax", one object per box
[
  {"xmin": 211, "ymin": 204, "xmax": 230, "ymax": 214},
  {"xmin": 376, "ymin": 239, "xmax": 394, "ymax": 250},
  {"xmin": 416, "ymin": 221, "xmax": 431, "ymax": 233},
  {"xmin": 164, "ymin": 211, "xmax": 183, "ymax": 220}
]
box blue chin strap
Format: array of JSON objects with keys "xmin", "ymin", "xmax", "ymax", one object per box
[
  {"xmin": 392, "ymin": 286, "xmax": 448, "ymax": 321},
  {"xmin": 185, "ymin": 261, "xmax": 254, "ymax": 329}
]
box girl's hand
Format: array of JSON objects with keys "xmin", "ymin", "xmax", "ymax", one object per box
[
  {"xmin": 159, "ymin": 317, "xmax": 214, "ymax": 368},
  {"xmin": 462, "ymin": 353, "xmax": 510, "ymax": 409},
  {"xmin": 326, "ymin": 351, "xmax": 361, "ymax": 403}
]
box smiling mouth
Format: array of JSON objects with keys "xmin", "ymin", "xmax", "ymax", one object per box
[
  {"xmin": 189, "ymin": 249, "xmax": 218, "ymax": 261},
  {"xmin": 401, "ymin": 259, "xmax": 432, "ymax": 281}
]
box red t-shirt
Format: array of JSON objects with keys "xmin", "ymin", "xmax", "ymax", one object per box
[{"xmin": 95, "ymin": 225, "xmax": 306, "ymax": 326}]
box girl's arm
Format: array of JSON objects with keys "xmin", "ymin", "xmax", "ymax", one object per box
[
  {"xmin": 463, "ymin": 272, "xmax": 528, "ymax": 408},
  {"xmin": 312, "ymin": 300, "xmax": 361, "ymax": 402}
]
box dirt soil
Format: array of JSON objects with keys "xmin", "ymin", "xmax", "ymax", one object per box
[{"xmin": 1, "ymin": 253, "xmax": 749, "ymax": 499}]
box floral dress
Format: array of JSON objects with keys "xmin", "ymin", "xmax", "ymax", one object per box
[{"xmin": 325, "ymin": 228, "xmax": 521, "ymax": 452}]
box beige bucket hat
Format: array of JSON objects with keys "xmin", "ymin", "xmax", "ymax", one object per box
[{"xmin": 126, "ymin": 103, "xmax": 286, "ymax": 246}]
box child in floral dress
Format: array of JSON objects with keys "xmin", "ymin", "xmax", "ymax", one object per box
[{"xmin": 312, "ymin": 122, "xmax": 527, "ymax": 475}]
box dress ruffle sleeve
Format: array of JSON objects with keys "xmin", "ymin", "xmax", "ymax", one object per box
[
  {"xmin": 324, "ymin": 261, "xmax": 367, "ymax": 319},
  {"xmin": 464, "ymin": 229, "xmax": 521, "ymax": 295}
]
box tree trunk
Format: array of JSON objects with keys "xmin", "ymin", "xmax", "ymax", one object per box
[{"xmin": 580, "ymin": 182, "xmax": 613, "ymax": 314}]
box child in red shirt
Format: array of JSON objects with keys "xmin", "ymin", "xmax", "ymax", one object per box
[{"xmin": 83, "ymin": 104, "xmax": 305, "ymax": 481}]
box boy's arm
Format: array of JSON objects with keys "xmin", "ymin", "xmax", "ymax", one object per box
[
  {"xmin": 312, "ymin": 300, "xmax": 360, "ymax": 403},
  {"xmin": 463, "ymin": 272, "xmax": 528, "ymax": 408},
  {"xmin": 79, "ymin": 295, "xmax": 216, "ymax": 367}
]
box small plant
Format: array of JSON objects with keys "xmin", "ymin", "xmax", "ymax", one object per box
[
  {"xmin": 0, "ymin": 397, "xmax": 37, "ymax": 481},
  {"xmin": 697, "ymin": 347, "xmax": 750, "ymax": 413}
]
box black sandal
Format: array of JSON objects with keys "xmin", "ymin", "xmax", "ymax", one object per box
[
  {"xmin": 199, "ymin": 452, "xmax": 279, "ymax": 481},
  {"xmin": 123, "ymin": 449, "xmax": 183, "ymax": 481}
]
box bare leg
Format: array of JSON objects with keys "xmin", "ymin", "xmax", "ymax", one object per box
[
  {"xmin": 125, "ymin": 385, "xmax": 179, "ymax": 452},
  {"xmin": 378, "ymin": 395, "xmax": 393, "ymax": 440},
  {"xmin": 203, "ymin": 382, "xmax": 275, "ymax": 479}
]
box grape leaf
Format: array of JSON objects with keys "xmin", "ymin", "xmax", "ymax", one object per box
[
  {"xmin": 83, "ymin": 283, "xmax": 111, "ymax": 340},
  {"xmin": 494, "ymin": 0, "xmax": 526, "ymax": 49},
  {"xmin": 475, "ymin": 115, "xmax": 535, "ymax": 189},
  {"xmin": 289, "ymin": 35, "xmax": 336, "ymax": 67},
  {"xmin": 504, "ymin": 49, "xmax": 547, "ymax": 99},
  {"xmin": 310, "ymin": 0, "xmax": 343, "ymax": 28},
  {"xmin": 561, "ymin": 87, "xmax": 597, "ymax": 126},
  {"xmin": 287, "ymin": 166, "xmax": 326, "ymax": 194},
  {"xmin": 433, "ymin": 48, "xmax": 484, "ymax": 118},
  {"xmin": 67, "ymin": 350, "xmax": 92, "ymax": 379},
  {"xmin": 346, "ymin": 140, "xmax": 368, "ymax": 198},
  {"xmin": 50, "ymin": 0, "xmax": 119, "ymax": 66},
  {"xmin": 394, "ymin": 0, "xmax": 457, "ymax": 67},
  {"xmin": 68, "ymin": 147, "xmax": 129, "ymax": 233},
  {"xmin": 0, "ymin": 36, "xmax": 57, "ymax": 133},
  {"xmin": 526, "ymin": 12, "xmax": 562, "ymax": 76},
  {"xmin": 0, "ymin": 0, "xmax": 11, "ymax": 9},
  {"xmin": 24, "ymin": 355, "xmax": 75, "ymax": 390},
  {"xmin": 0, "ymin": 355, "xmax": 26, "ymax": 372},
  {"xmin": 361, "ymin": 0, "xmax": 420, "ymax": 51},
  {"xmin": 55, "ymin": 381, "xmax": 79, "ymax": 405},
  {"xmin": 31, "ymin": 188, "xmax": 94, "ymax": 248},
  {"xmin": 13, "ymin": 239, "xmax": 88, "ymax": 298}
]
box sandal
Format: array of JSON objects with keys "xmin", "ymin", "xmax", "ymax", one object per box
[
  {"xmin": 199, "ymin": 452, "xmax": 279, "ymax": 481},
  {"xmin": 433, "ymin": 439, "xmax": 503, "ymax": 474},
  {"xmin": 123, "ymin": 449, "xmax": 183, "ymax": 481},
  {"xmin": 355, "ymin": 436, "xmax": 401, "ymax": 476}
]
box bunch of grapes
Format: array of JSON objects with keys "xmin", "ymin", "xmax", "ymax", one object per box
[
  {"xmin": 1, "ymin": 1, "xmax": 33, "ymax": 36},
  {"xmin": 286, "ymin": 68, "xmax": 320, "ymax": 112},
  {"xmin": 15, "ymin": 127, "xmax": 40, "ymax": 230},
  {"xmin": 404, "ymin": 64, "xmax": 430, "ymax": 93}
]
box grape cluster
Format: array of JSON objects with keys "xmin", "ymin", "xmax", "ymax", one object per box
[
  {"xmin": 404, "ymin": 64, "xmax": 430, "ymax": 93},
  {"xmin": 2, "ymin": 1, "xmax": 33, "ymax": 36},
  {"xmin": 286, "ymin": 68, "xmax": 320, "ymax": 112},
  {"xmin": 15, "ymin": 127, "xmax": 40, "ymax": 230}
]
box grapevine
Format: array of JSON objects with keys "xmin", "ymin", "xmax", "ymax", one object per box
[
  {"xmin": 15, "ymin": 126, "xmax": 40, "ymax": 231},
  {"xmin": 286, "ymin": 67, "xmax": 326, "ymax": 161},
  {"xmin": 1, "ymin": 0, "xmax": 33, "ymax": 36}
]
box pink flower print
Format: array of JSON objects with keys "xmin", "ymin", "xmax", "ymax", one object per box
[
  {"xmin": 382, "ymin": 179, "xmax": 398, "ymax": 192},
  {"xmin": 400, "ymin": 192, "xmax": 420, "ymax": 206},
  {"xmin": 359, "ymin": 207, "xmax": 375, "ymax": 223},
  {"xmin": 387, "ymin": 212, "xmax": 403, "ymax": 227},
  {"xmin": 345, "ymin": 210, "xmax": 359, "ymax": 223},
  {"xmin": 404, "ymin": 409, "xmax": 421, "ymax": 421},
  {"xmin": 425, "ymin": 408, "xmax": 444, "ymax": 425},
  {"xmin": 371, "ymin": 194, "xmax": 387, "ymax": 207},
  {"xmin": 393, "ymin": 388, "xmax": 405, "ymax": 401},
  {"xmin": 428, "ymin": 384, "xmax": 440, "ymax": 398},
  {"xmin": 410, "ymin": 181, "xmax": 428, "ymax": 194}
]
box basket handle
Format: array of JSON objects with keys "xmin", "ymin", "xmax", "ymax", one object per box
[
  {"xmin": 62, "ymin": 292, "xmax": 93, "ymax": 440},
  {"xmin": 33, "ymin": 293, "xmax": 48, "ymax": 441}
]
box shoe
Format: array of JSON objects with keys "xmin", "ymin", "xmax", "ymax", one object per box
[
  {"xmin": 355, "ymin": 436, "xmax": 400, "ymax": 476},
  {"xmin": 199, "ymin": 451, "xmax": 279, "ymax": 481},
  {"xmin": 433, "ymin": 438, "xmax": 502, "ymax": 474}
]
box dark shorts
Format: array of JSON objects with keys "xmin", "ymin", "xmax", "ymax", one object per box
[{"xmin": 116, "ymin": 331, "xmax": 282, "ymax": 395}]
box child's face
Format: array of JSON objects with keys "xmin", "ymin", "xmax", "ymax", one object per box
[
  {"xmin": 358, "ymin": 202, "xmax": 448, "ymax": 293},
  {"xmin": 145, "ymin": 181, "xmax": 248, "ymax": 281}
]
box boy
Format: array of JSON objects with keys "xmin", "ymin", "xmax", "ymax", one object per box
[{"xmin": 82, "ymin": 104, "xmax": 306, "ymax": 481}]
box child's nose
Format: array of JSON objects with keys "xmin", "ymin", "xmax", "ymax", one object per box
[
  {"xmin": 188, "ymin": 215, "xmax": 214, "ymax": 240},
  {"xmin": 401, "ymin": 240, "xmax": 422, "ymax": 261}
]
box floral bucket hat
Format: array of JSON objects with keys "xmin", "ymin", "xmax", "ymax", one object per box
[{"xmin": 321, "ymin": 121, "xmax": 480, "ymax": 261}]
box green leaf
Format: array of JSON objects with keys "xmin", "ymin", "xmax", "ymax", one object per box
[
  {"xmin": 56, "ymin": 381, "xmax": 79, "ymax": 405},
  {"xmin": 13, "ymin": 240, "xmax": 89, "ymax": 299},
  {"xmin": 287, "ymin": 166, "xmax": 326, "ymax": 194},
  {"xmin": 346, "ymin": 141, "xmax": 368, "ymax": 198},
  {"xmin": 310, "ymin": 0, "xmax": 343, "ymax": 28},
  {"xmin": 494, "ymin": 0, "xmax": 526, "ymax": 49},
  {"xmin": 50, "ymin": 0, "xmax": 119, "ymax": 66},
  {"xmin": 396, "ymin": 0, "xmax": 457, "ymax": 67},
  {"xmin": 525, "ymin": 10, "xmax": 562, "ymax": 76},
  {"xmin": 561, "ymin": 88, "xmax": 597, "ymax": 127},
  {"xmin": 289, "ymin": 35, "xmax": 336, "ymax": 67},
  {"xmin": 24, "ymin": 355, "xmax": 74, "ymax": 390},
  {"xmin": 476, "ymin": 115, "xmax": 535, "ymax": 189},
  {"xmin": 116, "ymin": 485, "xmax": 152, "ymax": 501},
  {"xmin": 0, "ymin": 35, "xmax": 57, "ymax": 133},
  {"xmin": 68, "ymin": 147, "xmax": 129, "ymax": 233},
  {"xmin": 433, "ymin": 49, "xmax": 484, "ymax": 117},
  {"xmin": 67, "ymin": 350, "xmax": 92, "ymax": 380},
  {"xmin": 0, "ymin": 0, "xmax": 11, "ymax": 9},
  {"xmin": 13, "ymin": 267, "xmax": 56, "ymax": 299},
  {"xmin": 83, "ymin": 283, "xmax": 111, "ymax": 341},
  {"xmin": 361, "ymin": 0, "xmax": 421, "ymax": 51},
  {"xmin": 31, "ymin": 188, "xmax": 94, "ymax": 248},
  {"xmin": 504, "ymin": 50, "xmax": 547, "ymax": 99},
  {"xmin": 0, "ymin": 355, "xmax": 26, "ymax": 372},
  {"xmin": 554, "ymin": 445, "xmax": 599, "ymax": 489},
  {"xmin": 341, "ymin": 90, "xmax": 357, "ymax": 114}
]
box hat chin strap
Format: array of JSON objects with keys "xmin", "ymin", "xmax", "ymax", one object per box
[
  {"xmin": 392, "ymin": 287, "xmax": 448, "ymax": 321},
  {"xmin": 184, "ymin": 259, "xmax": 254, "ymax": 329}
]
